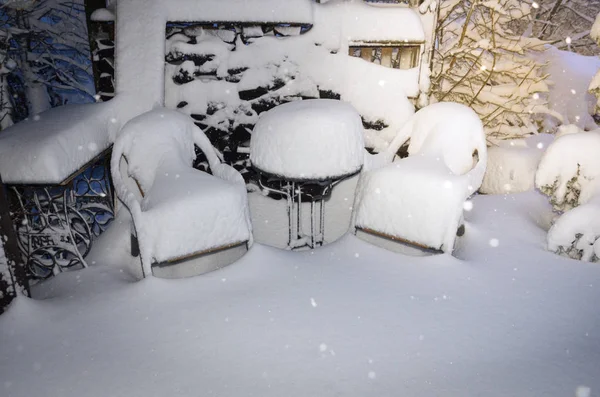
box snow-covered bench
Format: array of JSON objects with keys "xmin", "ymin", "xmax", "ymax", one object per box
[
  {"xmin": 111, "ymin": 109, "xmax": 252, "ymax": 278},
  {"xmin": 249, "ymin": 99, "xmax": 364, "ymax": 249},
  {"xmin": 353, "ymin": 102, "xmax": 487, "ymax": 255},
  {"xmin": 0, "ymin": 102, "xmax": 120, "ymax": 279}
]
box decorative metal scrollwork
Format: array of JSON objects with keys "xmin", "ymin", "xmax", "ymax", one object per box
[{"xmin": 7, "ymin": 153, "xmax": 114, "ymax": 282}]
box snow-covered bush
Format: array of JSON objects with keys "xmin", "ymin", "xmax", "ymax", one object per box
[
  {"xmin": 535, "ymin": 130, "xmax": 600, "ymax": 211},
  {"xmin": 432, "ymin": 0, "xmax": 551, "ymax": 141},
  {"xmin": 536, "ymin": 127, "xmax": 600, "ymax": 261},
  {"xmin": 547, "ymin": 197, "xmax": 600, "ymax": 262}
]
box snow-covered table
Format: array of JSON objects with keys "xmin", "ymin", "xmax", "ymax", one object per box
[
  {"xmin": 0, "ymin": 102, "xmax": 119, "ymax": 281},
  {"xmin": 250, "ymin": 99, "xmax": 364, "ymax": 249}
]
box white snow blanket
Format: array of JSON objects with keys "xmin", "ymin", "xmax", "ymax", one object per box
[
  {"xmin": 541, "ymin": 46, "xmax": 600, "ymax": 130},
  {"xmin": 111, "ymin": 109, "xmax": 252, "ymax": 271},
  {"xmin": 480, "ymin": 134, "xmax": 554, "ymax": 195},
  {"xmin": 6, "ymin": 191, "xmax": 600, "ymax": 397},
  {"xmin": 354, "ymin": 102, "xmax": 487, "ymax": 252},
  {"xmin": 250, "ymin": 100, "xmax": 364, "ymax": 179},
  {"xmin": 0, "ymin": 101, "xmax": 119, "ymax": 184},
  {"xmin": 535, "ymin": 130, "xmax": 600, "ymax": 211}
]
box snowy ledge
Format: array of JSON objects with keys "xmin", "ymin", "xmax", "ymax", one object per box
[{"xmin": 0, "ymin": 101, "xmax": 120, "ymax": 184}]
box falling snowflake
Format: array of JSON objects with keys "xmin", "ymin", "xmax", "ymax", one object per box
[
  {"xmin": 489, "ymin": 238, "xmax": 500, "ymax": 247},
  {"xmin": 463, "ymin": 201, "xmax": 474, "ymax": 211},
  {"xmin": 575, "ymin": 386, "xmax": 591, "ymax": 397}
]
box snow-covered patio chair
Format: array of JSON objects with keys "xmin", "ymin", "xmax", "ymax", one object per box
[
  {"xmin": 352, "ymin": 102, "xmax": 487, "ymax": 255},
  {"xmin": 111, "ymin": 109, "xmax": 252, "ymax": 278}
]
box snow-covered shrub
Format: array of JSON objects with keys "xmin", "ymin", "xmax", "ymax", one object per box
[
  {"xmin": 547, "ymin": 197, "xmax": 600, "ymax": 262},
  {"xmin": 432, "ymin": 0, "xmax": 551, "ymax": 141},
  {"xmin": 535, "ymin": 130, "xmax": 600, "ymax": 211}
]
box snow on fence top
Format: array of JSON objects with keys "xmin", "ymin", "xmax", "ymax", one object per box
[
  {"xmin": 313, "ymin": 0, "xmax": 425, "ymax": 46},
  {"xmin": 0, "ymin": 102, "xmax": 120, "ymax": 184},
  {"xmin": 250, "ymin": 99, "xmax": 365, "ymax": 179},
  {"xmin": 165, "ymin": 0, "xmax": 313, "ymax": 24}
]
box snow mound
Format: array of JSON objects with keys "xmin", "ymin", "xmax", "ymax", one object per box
[
  {"xmin": 355, "ymin": 102, "xmax": 487, "ymax": 252},
  {"xmin": 535, "ymin": 130, "xmax": 600, "ymax": 211},
  {"xmin": 480, "ymin": 134, "xmax": 554, "ymax": 195},
  {"xmin": 111, "ymin": 109, "xmax": 252, "ymax": 269},
  {"xmin": 0, "ymin": 101, "xmax": 119, "ymax": 184},
  {"xmin": 250, "ymin": 99, "xmax": 365, "ymax": 179}
]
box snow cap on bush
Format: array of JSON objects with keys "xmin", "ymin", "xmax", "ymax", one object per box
[{"xmin": 535, "ymin": 130, "xmax": 600, "ymax": 211}]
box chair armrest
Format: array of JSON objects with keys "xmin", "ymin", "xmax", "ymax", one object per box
[
  {"xmin": 211, "ymin": 163, "xmax": 246, "ymax": 187},
  {"xmin": 110, "ymin": 133, "xmax": 143, "ymax": 220}
]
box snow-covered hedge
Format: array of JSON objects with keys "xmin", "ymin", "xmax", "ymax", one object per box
[
  {"xmin": 535, "ymin": 128, "xmax": 600, "ymax": 262},
  {"xmin": 547, "ymin": 197, "xmax": 600, "ymax": 262},
  {"xmin": 535, "ymin": 129, "xmax": 600, "ymax": 212}
]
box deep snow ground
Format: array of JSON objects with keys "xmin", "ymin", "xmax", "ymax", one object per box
[{"xmin": 1, "ymin": 191, "xmax": 600, "ymax": 397}]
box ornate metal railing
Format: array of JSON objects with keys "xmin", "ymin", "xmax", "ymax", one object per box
[{"xmin": 6, "ymin": 151, "xmax": 114, "ymax": 282}]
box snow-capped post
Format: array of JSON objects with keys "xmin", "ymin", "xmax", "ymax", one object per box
[
  {"xmin": 432, "ymin": 0, "xmax": 551, "ymax": 142},
  {"xmin": 0, "ymin": 176, "xmax": 30, "ymax": 313}
]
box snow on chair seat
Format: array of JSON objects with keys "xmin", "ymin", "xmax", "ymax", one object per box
[
  {"xmin": 353, "ymin": 102, "xmax": 487, "ymax": 255},
  {"xmin": 111, "ymin": 109, "xmax": 252, "ymax": 278}
]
